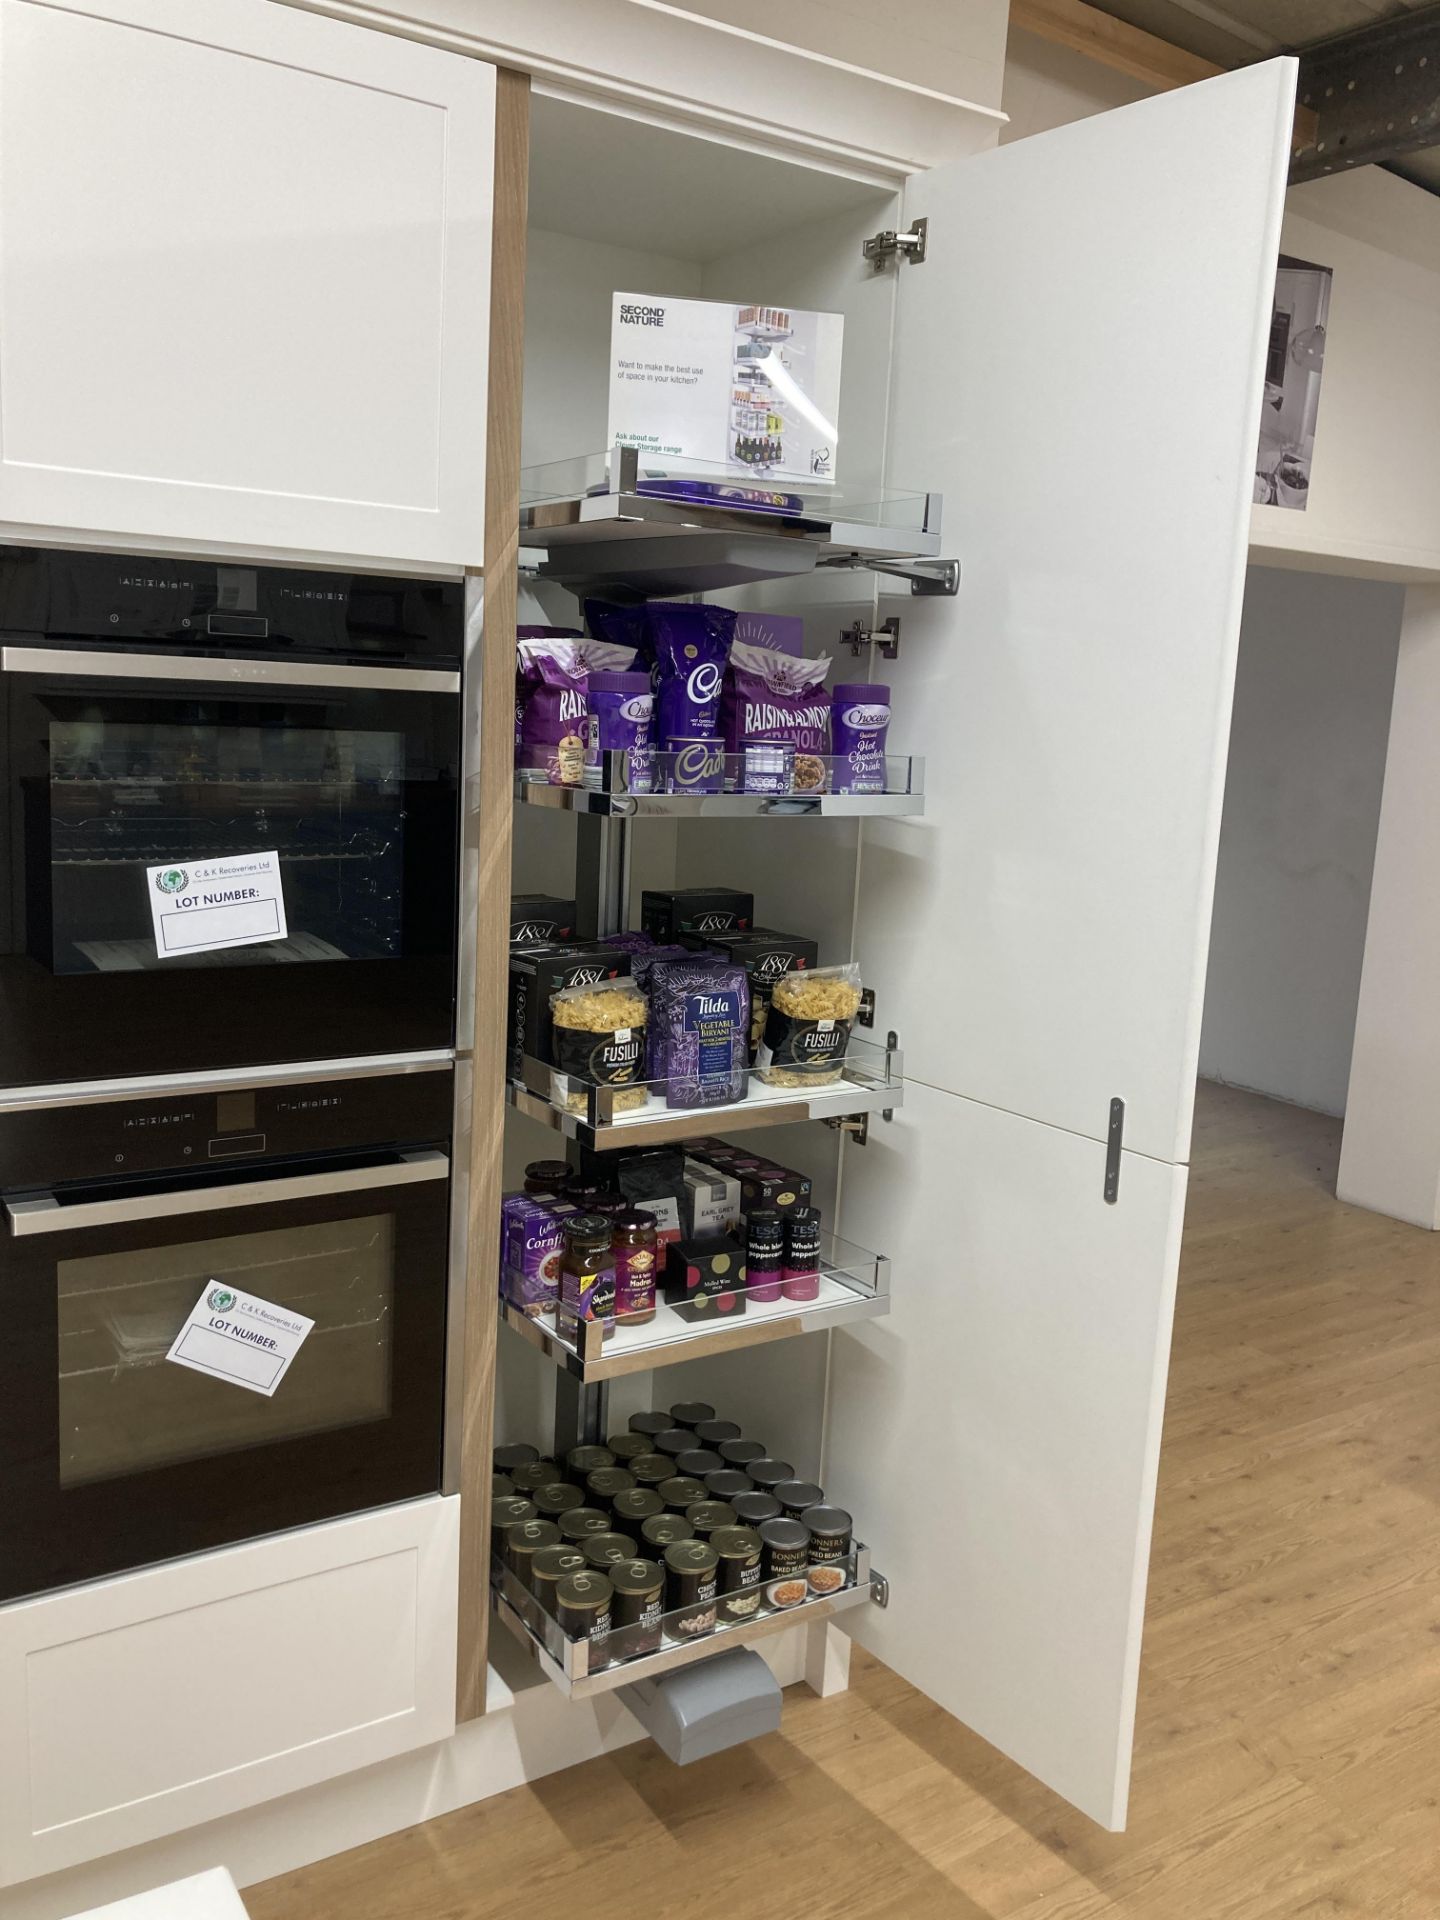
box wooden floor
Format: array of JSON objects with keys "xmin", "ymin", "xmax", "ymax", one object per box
[{"xmin": 248, "ymin": 1083, "xmax": 1440, "ymax": 1919}]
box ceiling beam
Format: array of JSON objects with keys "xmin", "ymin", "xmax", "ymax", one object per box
[
  {"xmin": 1009, "ymin": 0, "xmax": 1319, "ymax": 147},
  {"xmin": 1288, "ymin": 3, "xmax": 1440, "ymax": 185}
]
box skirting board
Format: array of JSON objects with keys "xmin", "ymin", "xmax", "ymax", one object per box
[{"xmin": 2, "ymin": 1628, "xmax": 823, "ymax": 1920}]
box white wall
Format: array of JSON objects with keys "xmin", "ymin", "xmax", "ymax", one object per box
[{"xmin": 1198, "ymin": 567, "xmax": 1401, "ymax": 1115}]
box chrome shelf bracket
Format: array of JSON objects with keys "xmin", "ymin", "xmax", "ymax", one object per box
[{"xmin": 822, "ymin": 554, "xmax": 960, "ymax": 598}]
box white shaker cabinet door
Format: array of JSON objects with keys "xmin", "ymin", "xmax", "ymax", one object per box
[
  {"xmin": 832, "ymin": 63, "xmax": 1296, "ymax": 1829},
  {"xmin": 859, "ymin": 61, "xmax": 1296, "ymax": 1165},
  {"xmin": 0, "ymin": 0, "xmax": 493, "ymax": 569}
]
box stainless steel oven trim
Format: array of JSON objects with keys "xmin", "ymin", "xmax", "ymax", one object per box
[
  {"xmin": 5, "ymin": 1147, "xmax": 448, "ymax": 1236},
  {"xmin": 0, "ymin": 1050, "xmax": 456, "ymax": 1113},
  {"xmin": 0, "ymin": 645, "xmax": 460, "ymax": 696}
]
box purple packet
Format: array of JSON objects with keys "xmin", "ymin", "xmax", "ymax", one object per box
[
  {"xmin": 515, "ymin": 626, "xmax": 580, "ymax": 753},
  {"xmin": 647, "ymin": 603, "xmax": 737, "ymax": 747},
  {"xmin": 648, "ymin": 959, "xmax": 750, "ymax": 1110},
  {"xmin": 502, "ymin": 1196, "xmax": 570, "ymax": 1316},
  {"xmin": 831, "ymin": 682, "xmax": 891, "ymax": 795},
  {"xmin": 585, "ymin": 669, "xmax": 654, "ymax": 793},
  {"xmin": 517, "ymin": 636, "xmax": 638, "ymax": 783},
  {"xmin": 721, "ymin": 639, "xmax": 832, "ymax": 763}
]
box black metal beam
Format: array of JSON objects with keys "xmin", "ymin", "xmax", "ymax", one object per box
[{"xmin": 1289, "ymin": 3, "xmax": 1440, "ymax": 186}]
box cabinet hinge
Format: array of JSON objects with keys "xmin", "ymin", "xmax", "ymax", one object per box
[
  {"xmin": 869, "ymin": 1570, "xmax": 890, "ymax": 1608},
  {"xmin": 856, "ymin": 987, "xmax": 876, "ymax": 1028},
  {"xmin": 824, "ymin": 1113, "xmax": 869, "ymax": 1146},
  {"xmin": 863, "ymin": 216, "xmax": 928, "ymax": 271},
  {"xmin": 1104, "ymin": 1097, "xmax": 1125, "ymax": 1204},
  {"xmin": 842, "ymin": 617, "xmax": 901, "ymax": 662}
]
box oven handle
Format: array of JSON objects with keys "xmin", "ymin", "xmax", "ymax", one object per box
[
  {"xmin": 4, "ymin": 1149, "xmax": 448, "ymax": 1238},
  {"xmin": 0, "ymin": 646, "xmax": 460, "ymax": 696}
]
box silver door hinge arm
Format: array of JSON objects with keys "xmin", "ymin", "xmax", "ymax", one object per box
[{"xmin": 863, "ymin": 217, "xmax": 928, "ymax": 271}]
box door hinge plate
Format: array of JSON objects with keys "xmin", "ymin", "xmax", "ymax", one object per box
[
  {"xmin": 863, "ymin": 216, "xmax": 927, "ymax": 271},
  {"xmin": 1104, "ymin": 1096, "xmax": 1124, "ymax": 1204},
  {"xmin": 857, "ymin": 987, "xmax": 876, "ymax": 1029},
  {"xmin": 824, "ymin": 1113, "xmax": 870, "ymax": 1146},
  {"xmin": 842, "ymin": 617, "xmax": 901, "ymax": 661},
  {"xmin": 870, "ymin": 1570, "xmax": 890, "ymax": 1608}
]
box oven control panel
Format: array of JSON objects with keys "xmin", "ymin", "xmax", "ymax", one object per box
[{"xmin": 0, "ymin": 1069, "xmax": 454, "ymax": 1191}]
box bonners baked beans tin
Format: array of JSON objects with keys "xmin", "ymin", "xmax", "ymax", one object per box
[
  {"xmin": 663, "ymin": 1539, "xmax": 718, "ymax": 1641},
  {"xmin": 606, "ymin": 1431, "xmax": 652, "ymax": 1463},
  {"xmin": 711, "ymin": 1525, "xmax": 764, "ymax": 1622},
  {"xmin": 704, "ymin": 1469, "xmax": 753, "ymax": 1502},
  {"xmin": 494, "ymin": 1442, "xmax": 540, "ymax": 1475},
  {"xmin": 654, "ymin": 1427, "xmax": 700, "ymax": 1458},
  {"xmin": 629, "ymin": 1411, "xmax": 671, "ymax": 1437},
  {"xmin": 694, "ymin": 1418, "xmax": 742, "ymax": 1446},
  {"xmin": 674, "ymin": 1447, "xmax": 725, "ymax": 1478},
  {"xmin": 802, "ymin": 1505, "xmax": 853, "ymax": 1563},
  {"xmin": 758, "ymin": 1516, "xmax": 809, "ymax": 1581},
  {"xmin": 746, "ymin": 1457, "xmax": 794, "ymax": 1494},
  {"xmin": 730, "ymin": 1491, "xmax": 782, "ymax": 1530},
  {"xmin": 773, "ymin": 1478, "xmax": 824, "ymax": 1519},
  {"xmin": 718, "ymin": 1438, "xmax": 769, "ymax": 1469}
]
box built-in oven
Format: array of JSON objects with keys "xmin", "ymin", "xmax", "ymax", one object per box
[
  {"xmin": 0, "ymin": 549, "xmax": 463, "ymax": 1092},
  {"xmin": 0, "ymin": 1064, "xmax": 453, "ymax": 1602}
]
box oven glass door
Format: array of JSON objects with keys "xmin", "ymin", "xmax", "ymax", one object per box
[
  {"xmin": 0, "ymin": 652, "xmax": 460, "ymax": 1088},
  {"xmin": 0, "ymin": 1150, "xmax": 448, "ymax": 1601}
]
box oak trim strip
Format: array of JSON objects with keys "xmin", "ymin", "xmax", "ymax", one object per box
[{"xmin": 456, "ymin": 63, "xmax": 529, "ymax": 1725}]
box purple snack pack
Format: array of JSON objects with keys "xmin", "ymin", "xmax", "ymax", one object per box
[
  {"xmin": 502, "ymin": 1195, "xmax": 571, "ymax": 1317},
  {"xmin": 515, "ymin": 627, "xmax": 580, "ymax": 752},
  {"xmin": 585, "ymin": 670, "xmax": 654, "ymax": 793},
  {"xmin": 517, "ymin": 636, "xmax": 638, "ymax": 783},
  {"xmin": 648, "ymin": 959, "xmax": 750, "ymax": 1110},
  {"xmin": 831, "ymin": 682, "xmax": 891, "ymax": 794},
  {"xmin": 721, "ymin": 640, "xmax": 832, "ymax": 758},
  {"xmin": 647, "ymin": 603, "xmax": 737, "ymax": 746}
]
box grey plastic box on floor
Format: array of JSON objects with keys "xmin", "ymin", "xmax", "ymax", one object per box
[{"xmin": 616, "ymin": 1646, "xmax": 782, "ymax": 1764}]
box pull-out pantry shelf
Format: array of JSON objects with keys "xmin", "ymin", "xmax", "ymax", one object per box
[
  {"xmin": 491, "ymin": 1547, "xmax": 876, "ymax": 1700},
  {"xmin": 508, "ymin": 1037, "xmax": 903, "ymax": 1151},
  {"xmin": 501, "ymin": 1232, "xmax": 889, "ymax": 1383}
]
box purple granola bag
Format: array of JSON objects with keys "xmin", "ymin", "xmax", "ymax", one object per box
[
  {"xmin": 516, "ymin": 636, "xmax": 637, "ymax": 782},
  {"xmin": 721, "ymin": 640, "xmax": 833, "ymax": 758},
  {"xmin": 648, "ymin": 958, "xmax": 750, "ymax": 1110},
  {"xmin": 515, "ymin": 626, "xmax": 580, "ymax": 754},
  {"xmin": 646, "ymin": 603, "xmax": 737, "ymax": 747}
]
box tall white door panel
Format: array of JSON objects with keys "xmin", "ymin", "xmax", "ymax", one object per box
[
  {"xmin": 860, "ymin": 62, "xmax": 1296, "ymax": 1163},
  {"xmin": 0, "ymin": 0, "xmax": 493, "ymax": 568},
  {"xmin": 831, "ymin": 1083, "xmax": 1186, "ymax": 1829}
]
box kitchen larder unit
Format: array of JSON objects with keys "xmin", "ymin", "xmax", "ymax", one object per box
[
  {"xmin": 497, "ymin": 59, "xmax": 1294, "ymax": 1833},
  {"xmin": 0, "ymin": 0, "xmax": 493, "ymax": 570}
]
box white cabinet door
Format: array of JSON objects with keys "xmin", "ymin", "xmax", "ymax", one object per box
[
  {"xmin": 858, "ymin": 61, "xmax": 1295, "ymax": 1164},
  {"xmin": 0, "ymin": 1497, "xmax": 459, "ymax": 1887},
  {"xmin": 0, "ymin": 0, "xmax": 493, "ymax": 570},
  {"xmin": 832, "ymin": 63, "xmax": 1296, "ymax": 1829}
]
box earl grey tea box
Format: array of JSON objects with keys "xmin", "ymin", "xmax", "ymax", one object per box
[
  {"xmin": 510, "ymin": 894, "xmax": 578, "ymax": 949},
  {"xmin": 640, "ymin": 887, "xmax": 754, "ymax": 945},
  {"xmin": 508, "ymin": 945, "xmax": 632, "ymax": 1077}
]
